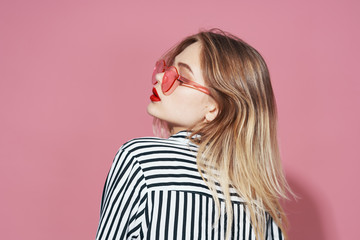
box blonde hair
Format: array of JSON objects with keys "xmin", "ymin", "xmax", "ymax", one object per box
[{"xmin": 154, "ymin": 29, "xmax": 292, "ymax": 239}]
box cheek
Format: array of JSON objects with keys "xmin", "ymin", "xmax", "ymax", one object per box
[
  {"xmin": 147, "ymin": 88, "xmax": 209, "ymax": 128},
  {"xmin": 167, "ymin": 93, "xmax": 207, "ymax": 121}
]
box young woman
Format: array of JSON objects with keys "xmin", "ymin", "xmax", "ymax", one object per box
[{"xmin": 96, "ymin": 29, "xmax": 292, "ymax": 240}]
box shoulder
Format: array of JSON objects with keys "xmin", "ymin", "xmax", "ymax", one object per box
[
  {"xmin": 117, "ymin": 133, "xmax": 199, "ymax": 160},
  {"xmin": 120, "ymin": 136, "xmax": 173, "ymax": 152},
  {"xmin": 110, "ymin": 131, "xmax": 202, "ymax": 188},
  {"xmin": 113, "ymin": 132, "xmax": 200, "ymax": 181}
]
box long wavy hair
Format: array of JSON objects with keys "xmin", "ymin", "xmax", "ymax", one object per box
[{"xmin": 153, "ymin": 29, "xmax": 292, "ymax": 239}]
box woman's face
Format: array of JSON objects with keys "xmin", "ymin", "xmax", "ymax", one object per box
[{"xmin": 147, "ymin": 42, "xmax": 216, "ymax": 133}]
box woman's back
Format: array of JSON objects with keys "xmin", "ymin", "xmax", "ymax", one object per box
[{"xmin": 96, "ymin": 131, "xmax": 283, "ymax": 239}]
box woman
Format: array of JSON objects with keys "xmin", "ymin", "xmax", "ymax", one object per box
[{"xmin": 96, "ymin": 29, "xmax": 292, "ymax": 240}]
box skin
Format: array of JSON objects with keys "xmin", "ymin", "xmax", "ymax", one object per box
[{"xmin": 147, "ymin": 42, "xmax": 218, "ymax": 134}]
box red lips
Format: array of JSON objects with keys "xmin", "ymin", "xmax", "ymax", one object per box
[{"xmin": 150, "ymin": 87, "xmax": 161, "ymax": 102}]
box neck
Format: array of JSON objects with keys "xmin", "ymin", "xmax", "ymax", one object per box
[{"xmin": 171, "ymin": 126, "xmax": 188, "ymax": 135}]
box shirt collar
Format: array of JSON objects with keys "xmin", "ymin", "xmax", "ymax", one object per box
[
  {"xmin": 169, "ymin": 130, "xmax": 190, "ymax": 138},
  {"xmin": 168, "ymin": 130, "xmax": 201, "ymax": 144}
]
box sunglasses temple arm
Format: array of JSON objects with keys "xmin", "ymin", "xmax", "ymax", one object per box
[{"xmin": 181, "ymin": 83, "xmax": 211, "ymax": 95}]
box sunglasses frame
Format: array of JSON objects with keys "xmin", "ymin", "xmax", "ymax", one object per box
[{"xmin": 152, "ymin": 60, "xmax": 210, "ymax": 96}]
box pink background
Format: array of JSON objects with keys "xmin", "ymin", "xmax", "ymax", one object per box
[{"xmin": 1, "ymin": 0, "xmax": 359, "ymax": 239}]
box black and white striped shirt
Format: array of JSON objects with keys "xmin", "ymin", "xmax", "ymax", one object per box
[{"xmin": 96, "ymin": 131, "xmax": 283, "ymax": 239}]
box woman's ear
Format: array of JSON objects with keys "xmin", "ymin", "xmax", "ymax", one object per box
[{"xmin": 205, "ymin": 98, "xmax": 218, "ymax": 122}]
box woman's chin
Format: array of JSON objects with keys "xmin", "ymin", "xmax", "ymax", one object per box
[{"xmin": 146, "ymin": 103, "xmax": 158, "ymax": 118}]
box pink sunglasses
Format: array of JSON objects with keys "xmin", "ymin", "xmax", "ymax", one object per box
[{"xmin": 152, "ymin": 60, "xmax": 210, "ymax": 96}]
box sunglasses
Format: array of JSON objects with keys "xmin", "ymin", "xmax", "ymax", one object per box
[{"xmin": 152, "ymin": 60, "xmax": 210, "ymax": 96}]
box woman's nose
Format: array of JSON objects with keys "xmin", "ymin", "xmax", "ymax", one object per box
[{"xmin": 154, "ymin": 72, "xmax": 164, "ymax": 85}]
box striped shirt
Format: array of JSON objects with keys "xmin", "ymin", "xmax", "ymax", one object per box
[{"xmin": 96, "ymin": 131, "xmax": 284, "ymax": 240}]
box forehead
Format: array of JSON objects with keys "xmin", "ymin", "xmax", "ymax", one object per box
[
  {"xmin": 173, "ymin": 42, "xmax": 204, "ymax": 86},
  {"xmin": 174, "ymin": 42, "xmax": 202, "ymax": 67}
]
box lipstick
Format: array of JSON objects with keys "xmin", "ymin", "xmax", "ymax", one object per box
[{"xmin": 150, "ymin": 87, "xmax": 161, "ymax": 102}]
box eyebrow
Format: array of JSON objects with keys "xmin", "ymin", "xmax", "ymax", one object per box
[{"xmin": 177, "ymin": 62, "xmax": 194, "ymax": 76}]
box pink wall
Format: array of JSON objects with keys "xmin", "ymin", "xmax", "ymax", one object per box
[{"xmin": 1, "ymin": 0, "xmax": 359, "ymax": 239}]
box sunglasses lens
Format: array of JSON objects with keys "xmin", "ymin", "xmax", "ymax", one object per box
[
  {"xmin": 162, "ymin": 67, "xmax": 179, "ymax": 94},
  {"xmin": 152, "ymin": 60, "xmax": 165, "ymax": 84}
]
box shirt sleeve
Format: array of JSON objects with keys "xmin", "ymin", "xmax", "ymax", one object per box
[{"xmin": 96, "ymin": 147, "xmax": 148, "ymax": 240}]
